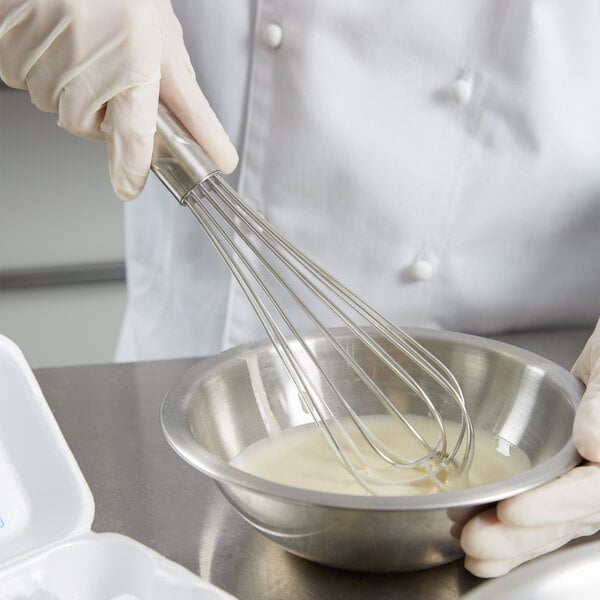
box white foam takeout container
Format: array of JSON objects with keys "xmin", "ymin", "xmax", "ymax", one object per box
[{"xmin": 0, "ymin": 335, "xmax": 235, "ymax": 600}]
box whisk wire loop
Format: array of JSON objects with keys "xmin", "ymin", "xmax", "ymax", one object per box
[
  {"xmin": 192, "ymin": 181, "xmax": 445, "ymax": 463},
  {"xmin": 179, "ymin": 175, "xmax": 474, "ymax": 492},
  {"xmin": 183, "ymin": 187, "xmax": 390, "ymax": 491}
]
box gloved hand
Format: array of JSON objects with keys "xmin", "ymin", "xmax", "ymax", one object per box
[
  {"xmin": 461, "ymin": 318, "xmax": 600, "ymax": 578},
  {"xmin": 0, "ymin": 0, "xmax": 238, "ymax": 199}
]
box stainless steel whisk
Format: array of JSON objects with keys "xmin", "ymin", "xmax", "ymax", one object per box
[{"xmin": 151, "ymin": 104, "xmax": 474, "ymax": 494}]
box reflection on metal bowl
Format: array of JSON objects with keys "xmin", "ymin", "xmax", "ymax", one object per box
[{"xmin": 161, "ymin": 328, "xmax": 583, "ymax": 572}]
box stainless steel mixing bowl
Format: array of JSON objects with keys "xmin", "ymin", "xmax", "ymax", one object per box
[{"xmin": 160, "ymin": 328, "xmax": 584, "ymax": 572}]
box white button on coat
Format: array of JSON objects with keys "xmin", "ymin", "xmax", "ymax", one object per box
[
  {"xmin": 450, "ymin": 72, "xmax": 473, "ymax": 106},
  {"xmin": 262, "ymin": 23, "xmax": 283, "ymax": 49},
  {"xmin": 410, "ymin": 259, "xmax": 435, "ymax": 282}
]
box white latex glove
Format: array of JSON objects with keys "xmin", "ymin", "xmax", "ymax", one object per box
[
  {"xmin": 0, "ymin": 0, "xmax": 238, "ymax": 199},
  {"xmin": 461, "ymin": 318, "xmax": 600, "ymax": 578}
]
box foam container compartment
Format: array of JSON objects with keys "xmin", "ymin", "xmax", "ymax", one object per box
[{"xmin": 0, "ymin": 335, "xmax": 235, "ymax": 599}]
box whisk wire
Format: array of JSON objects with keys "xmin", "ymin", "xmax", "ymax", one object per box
[
  {"xmin": 184, "ymin": 187, "xmax": 394, "ymax": 491},
  {"xmin": 192, "ymin": 182, "xmax": 445, "ymax": 460},
  {"xmin": 181, "ymin": 176, "xmax": 474, "ymax": 490},
  {"xmin": 224, "ymin": 178, "xmax": 473, "ymax": 472},
  {"xmin": 202, "ymin": 177, "xmax": 473, "ymax": 464}
]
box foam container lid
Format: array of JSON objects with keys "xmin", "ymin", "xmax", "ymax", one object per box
[{"xmin": 0, "ymin": 335, "xmax": 235, "ymax": 599}]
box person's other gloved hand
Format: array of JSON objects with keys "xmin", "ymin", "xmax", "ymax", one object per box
[
  {"xmin": 461, "ymin": 318, "xmax": 600, "ymax": 578},
  {"xmin": 0, "ymin": 0, "xmax": 238, "ymax": 199}
]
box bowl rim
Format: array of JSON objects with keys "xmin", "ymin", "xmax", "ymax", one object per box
[{"xmin": 160, "ymin": 328, "xmax": 584, "ymax": 511}]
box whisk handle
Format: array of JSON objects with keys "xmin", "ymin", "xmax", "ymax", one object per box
[{"xmin": 151, "ymin": 103, "xmax": 220, "ymax": 204}]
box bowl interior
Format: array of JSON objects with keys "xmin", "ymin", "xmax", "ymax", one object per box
[{"xmin": 163, "ymin": 328, "xmax": 583, "ymax": 504}]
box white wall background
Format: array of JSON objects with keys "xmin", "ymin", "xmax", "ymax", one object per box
[{"xmin": 0, "ymin": 88, "xmax": 127, "ymax": 368}]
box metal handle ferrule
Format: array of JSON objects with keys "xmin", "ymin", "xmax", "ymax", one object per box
[{"xmin": 151, "ymin": 103, "xmax": 220, "ymax": 204}]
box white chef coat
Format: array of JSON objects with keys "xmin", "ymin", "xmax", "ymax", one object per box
[{"xmin": 115, "ymin": 0, "xmax": 600, "ymax": 363}]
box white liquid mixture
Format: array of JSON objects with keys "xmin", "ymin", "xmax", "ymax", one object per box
[{"xmin": 231, "ymin": 414, "xmax": 531, "ymax": 496}]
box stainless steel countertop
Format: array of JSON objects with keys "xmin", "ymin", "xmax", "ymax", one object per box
[{"xmin": 34, "ymin": 327, "xmax": 599, "ymax": 599}]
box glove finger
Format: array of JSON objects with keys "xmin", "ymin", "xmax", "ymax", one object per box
[
  {"xmin": 57, "ymin": 76, "xmax": 105, "ymax": 141},
  {"xmin": 465, "ymin": 538, "xmax": 564, "ymax": 579},
  {"xmin": 0, "ymin": 0, "xmax": 68, "ymax": 99},
  {"xmin": 572, "ymin": 319, "xmax": 600, "ymax": 461},
  {"xmin": 463, "ymin": 555, "xmax": 519, "ymax": 578},
  {"xmin": 571, "ymin": 317, "xmax": 600, "ymax": 387},
  {"xmin": 461, "ymin": 506, "xmax": 597, "ymax": 564},
  {"xmin": 160, "ymin": 63, "xmax": 239, "ymax": 174},
  {"xmin": 464, "ymin": 529, "xmax": 593, "ymax": 578},
  {"xmin": 574, "ymin": 380, "xmax": 600, "ymax": 462},
  {"xmin": 0, "ymin": 1, "xmax": 37, "ymax": 89},
  {"xmin": 10, "ymin": 0, "xmax": 114, "ymax": 113},
  {"xmin": 497, "ymin": 464, "xmax": 600, "ymax": 526},
  {"xmin": 101, "ymin": 80, "xmax": 160, "ymax": 200},
  {"xmin": 158, "ymin": 6, "xmax": 238, "ymax": 173}
]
